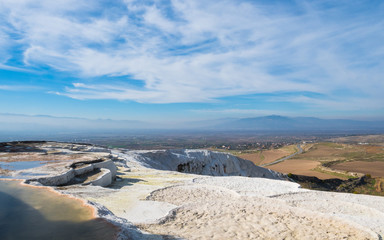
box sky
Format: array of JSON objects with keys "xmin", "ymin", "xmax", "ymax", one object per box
[{"xmin": 0, "ymin": 0, "xmax": 384, "ymax": 123}]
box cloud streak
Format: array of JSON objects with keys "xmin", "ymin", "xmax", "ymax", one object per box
[
  {"xmin": 0, "ymin": 84, "xmax": 41, "ymax": 91},
  {"xmin": 0, "ymin": 0, "xmax": 383, "ymax": 109}
]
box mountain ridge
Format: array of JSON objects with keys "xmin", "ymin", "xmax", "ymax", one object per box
[{"xmin": 0, "ymin": 113, "xmax": 383, "ymax": 133}]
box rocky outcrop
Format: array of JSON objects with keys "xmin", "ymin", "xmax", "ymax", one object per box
[
  {"xmin": 123, "ymin": 149, "xmax": 284, "ymax": 180},
  {"xmin": 288, "ymin": 173, "xmax": 371, "ymax": 192},
  {"xmin": 27, "ymin": 159, "xmax": 117, "ymax": 187},
  {"xmin": 87, "ymin": 168, "xmax": 113, "ymax": 187},
  {"xmin": 35, "ymin": 169, "xmax": 76, "ymax": 186}
]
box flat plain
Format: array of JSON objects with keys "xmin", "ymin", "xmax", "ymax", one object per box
[{"xmin": 236, "ymin": 145, "xmax": 298, "ymax": 166}]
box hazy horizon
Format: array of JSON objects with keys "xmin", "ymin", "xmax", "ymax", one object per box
[{"xmin": 1, "ymin": 113, "xmax": 383, "ymax": 137}]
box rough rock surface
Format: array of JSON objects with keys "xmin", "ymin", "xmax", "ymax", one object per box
[
  {"xmin": 122, "ymin": 149, "xmax": 283, "ymax": 179},
  {"xmin": 143, "ymin": 187, "xmax": 377, "ymax": 240}
]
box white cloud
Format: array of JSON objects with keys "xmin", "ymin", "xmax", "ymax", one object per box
[
  {"xmin": 0, "ymin": 0, "xmax": 383, "ymax": 107},
  {"xmin": 0, "ymin": 63, "xmax": 36, "ymax": 73},
  {"xmin": 0, "ymin": 85, "xmax": 40, "ymax": 91}
]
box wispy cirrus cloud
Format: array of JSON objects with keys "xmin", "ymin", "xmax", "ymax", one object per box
[
  {"xmin": 0, "ymin": 63, "xmax": 37, "ymax": 73},
  {"xmin": 0, "ymin": 0, "xmax": 383, "ymax": 109},
  {"xmin": 0, "ymin": 84, "xmax": 41, "ymax": 91}
]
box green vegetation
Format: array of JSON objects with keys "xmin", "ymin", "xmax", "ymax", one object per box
[
  {"xmin": 312, "ymin": 167, "xmax": 354, "ymax": 179},
  {"xmin": 342, "ymin": 151, "xmax": 384, "ymax": 162},
  {"xmin": 321, "ymin": 160, "xmax": 345, "ymax": 168},
  {"xmin": 352, "ymin": 177, "xmax": 384, "ymax": 196},
  {"xmin": 290, "ymin": 173, "xmax": 384, "ymax": 197}
]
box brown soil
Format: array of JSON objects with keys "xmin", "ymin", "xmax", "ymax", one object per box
[
  {"xmin": 238, "ymin": 145, "xmax": 296, "ymax": 166},
  {"xmin": 362, "ymin": 145, "xmax": 384, "ymax": 154},
  {"xmin": 237, "ymin": 152, "xmax": 264, "ymax": 165},
  {"xmin": 293, "ymin": 143, "xmax": 384, "ymax": 162},
  {"xmin": 331, "ymin": 161, "xmax": 384, "ymax": 177},
  {"xmin": 266, "ymin": 159, "xmax": 336, "ymax": 179},
  {"xmin": 329, "ymin": 134, "xmax": 384, "ymax": 146},
  {"xmin": 293, "ymin": 143, "xmax": 352, "ymax": 161}
]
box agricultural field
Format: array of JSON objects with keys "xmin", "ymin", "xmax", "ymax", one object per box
[
  {"xmin": 267, "ymin": 159, "xmax": 337, "ymax": 179},
  {"xmin": 225, "ymin": 144, "xmax": 298, "ymax": 166},
  {"xmin": 213, "ymin": 139, "xmax": 384, "ymax": 196},
  {"xmin": 265, "ymin": 142, "xmax": 383, "ymax": 178},
  {"xmin": 331, "ymin": 161, "xmax": 384, "ymax": 177},
  {"xmin": 329, "ymin": 134, "xmax": 384, "ymax": 146},
  {"xmin": 260, "ymin": 141, "xmax": 384, "ymax": 196}
]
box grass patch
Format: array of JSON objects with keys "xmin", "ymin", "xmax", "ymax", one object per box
[
  {"xmin": 312, "ymin": 167, "xmax": 354, "ymax": 179},
  {"xmin": 259, "ymin": 153, "xmax": 265, "ymax": 161},
  {"xmin": 342, "ymin": 152, "xmax": 384, "ymax": 162},
  {"xmin": 293, "ymin": 142, "xmax": 384, "ymax": 164},
  {"xmin": 321, "ymin": 160, "xmax": 345, "ymax": 168}
]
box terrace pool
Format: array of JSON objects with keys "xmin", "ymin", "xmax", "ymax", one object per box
[
  {"xmin": 0, "ymin": 161, "xmax": 45, "ymax": 171},
  {"xmin": 0, "ymin": 180, "xmax": 118, "ymax": 240}
]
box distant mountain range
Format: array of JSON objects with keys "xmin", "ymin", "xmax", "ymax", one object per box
[
  {"xmin": 211, "ymin": 115, "xmax": 384, "ymax": 132},
  {"xmin": 0, "ymin": 113, "xmax": 383, "ymax": 133}
]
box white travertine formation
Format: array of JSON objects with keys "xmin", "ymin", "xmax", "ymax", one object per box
[
  {"xmin": 122, "ymin": 149, "xmax": 283, "ymax": 179},
  {"xmin": 28, "ymin": 159, "xmax": 117, "ymax": 187},
  {"xmin": 89, "ymin": 168, "xmax": 112, "ymax": 187}
]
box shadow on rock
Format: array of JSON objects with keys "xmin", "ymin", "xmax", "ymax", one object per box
[{"xmin": 108, "ymin": 177, "xmax": 146, "ymax": 189}]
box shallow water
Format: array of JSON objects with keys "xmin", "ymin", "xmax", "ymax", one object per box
[
  {"xmin": 0, "ymin": 172, "xmax": 48, "ymax": 179},
  {"xmin": 0, "ymin": 161, "xmax": 45, "ymax": 171},
  {"xmin": 0, "ymin": 180, "xmax": 118, "ymax": 240}
]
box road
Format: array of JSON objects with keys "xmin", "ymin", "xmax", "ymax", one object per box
[{"xmin": 260, "ymin": 144, "xmax": 303, "ymax": 167}]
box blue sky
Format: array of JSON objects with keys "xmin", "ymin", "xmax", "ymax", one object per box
[{"xmin": 0, "ymin": 0, "xmax": 383, "ymax": 122}]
